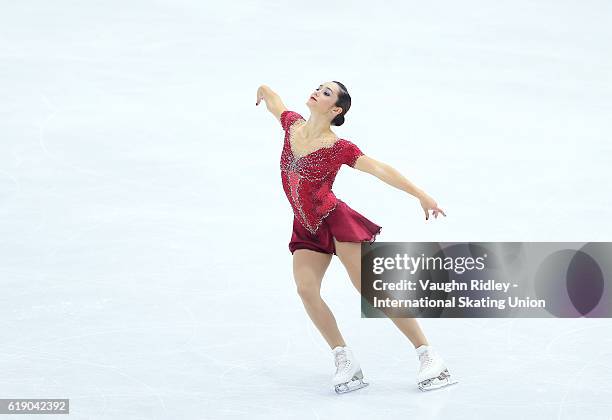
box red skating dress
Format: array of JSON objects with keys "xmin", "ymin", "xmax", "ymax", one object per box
[{"xmin": 280, "ymin": 110, "xmax": 382, "ymax": 255}]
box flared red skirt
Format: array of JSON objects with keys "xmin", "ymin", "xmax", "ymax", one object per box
[{"xmin": 288, "ymin": 199, "xmax": 382, "ymax": 256}]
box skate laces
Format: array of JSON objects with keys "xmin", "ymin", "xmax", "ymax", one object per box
[
  {"xmin": 419, "ymin": 350, "xmax": 433, "ymax": 369},
  {"xmin": 334, "ymin": 348, "xmax": 350, "ymax": 373}
]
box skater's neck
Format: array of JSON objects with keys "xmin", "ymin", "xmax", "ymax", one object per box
[{"xmin": 302, "ymin": 114, "xmax": 336, "ymax": 142}]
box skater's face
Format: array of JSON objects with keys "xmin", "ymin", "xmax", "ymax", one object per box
[{"xmin": 306, "ymin": 81, "xmax": 343, "ymax": 122}]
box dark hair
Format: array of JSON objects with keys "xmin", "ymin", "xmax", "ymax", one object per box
[{"xmin": 331, "ymin": 81, "xmax": 351, "ymax": 126}]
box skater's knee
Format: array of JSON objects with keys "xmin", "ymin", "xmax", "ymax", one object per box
[
  {"xmin": 294, "ymin": 277, "xmax": 321, "ymax": 302},
  {"xmin": 296, "ymin": 283, "xmax": 321, "ymax": 302}
]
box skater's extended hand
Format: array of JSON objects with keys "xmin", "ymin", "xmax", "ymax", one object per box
[
  {"xmin": 419, "ymin": 193, "xmax": 446, "ymax": 221},
  {"xmin": 255, "ymin": 86, "xmax": 266, "ymax": 106}
]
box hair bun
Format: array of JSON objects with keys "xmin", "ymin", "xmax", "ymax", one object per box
[{"xmin": 333, "ymin": 114, "xmax": 345, "ymax": 126}]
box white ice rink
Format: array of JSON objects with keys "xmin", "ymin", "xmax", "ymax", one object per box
[{"xmin": 1, "ymin": 1, "xmax": 612, "ymax": 419}]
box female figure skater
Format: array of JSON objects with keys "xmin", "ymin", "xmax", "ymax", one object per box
[{"xmin": 256, "ymin": 81, "xmax": 457, "ymax": 394}]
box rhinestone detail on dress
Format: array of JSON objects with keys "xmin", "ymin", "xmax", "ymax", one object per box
[{"xmin": 279, "ymin": 110, "xmax": 364, "ymax": 235}]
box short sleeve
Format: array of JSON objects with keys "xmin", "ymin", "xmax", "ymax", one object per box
[
  {"xmin": 280, "ymin": 110, "xmax": 304, "ymax": 132},
  {"xmin": 343, "ymin": 140, "xmax": 364, "ymax": 167}
]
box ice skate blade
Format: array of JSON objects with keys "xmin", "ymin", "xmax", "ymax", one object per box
[
  {"xmin": 418, "ymin": 379, "xmax": 458, "ymax": 392},
  {"xmin": 418, "ymin": 369, "xmax": 459, "ymax": 392},
  {"xmin": 334, "ymin": 379, "xmax": 369, "ymax": 394},
  {"xmin": 334, "ymin": 371, "xmax": 369, "ymax": 394}
]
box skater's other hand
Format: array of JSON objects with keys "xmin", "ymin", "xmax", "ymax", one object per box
[
  {"xmin": 419, "ymin": 194, "xmax": 446, "ymax": 221},
  {"xmin": 256, "ymin": 86, "xmax": 266, "ymax": 106}
]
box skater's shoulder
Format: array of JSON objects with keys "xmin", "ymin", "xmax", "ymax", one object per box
[{"xmin": 280, "ymin": 110, "xmax": 305, "ymax": 131}]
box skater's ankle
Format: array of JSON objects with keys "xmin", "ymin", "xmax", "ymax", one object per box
[{"xmin": 415, "ymin": 343, "xmax": 431, "ymax": 355}]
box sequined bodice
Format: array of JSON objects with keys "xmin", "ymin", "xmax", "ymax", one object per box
[{"xmin": 279, "ymin": 110, "xmax": 364, "ymax": 234}]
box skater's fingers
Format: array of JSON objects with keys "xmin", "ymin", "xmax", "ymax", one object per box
[{"xmin": 437, "ymin": 207, "xmax": 447, "ymax": 217}]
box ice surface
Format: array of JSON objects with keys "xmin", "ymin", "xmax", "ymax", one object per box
[{"xmin": 1, "ymin": 0, "xmax": 611, "ymax": 419}]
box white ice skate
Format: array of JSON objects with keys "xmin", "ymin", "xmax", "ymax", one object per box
[
  {"xmin": 416, "ymin": 345, "xmax": 458, "ymax": 391},
  {"xmin": 331, "ymin": 346, "xmax": 369, "ymax": 394}
]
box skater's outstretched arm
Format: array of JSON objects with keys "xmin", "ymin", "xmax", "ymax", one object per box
[
  {"xmin": 255, "ymin": 85, "xmax": 287, "ymax": 123},
  {"xmin": 352, "ymin": 155, "xmax": 447, "ymax": 221}
]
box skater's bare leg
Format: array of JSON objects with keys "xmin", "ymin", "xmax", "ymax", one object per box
[
  {"xmin": 334, "ymin": 238, "xmax": 429, "ymax": 348},
  {"xmin": 293, "ymin": 249, "xmax": 346, "ymax": 349}
]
